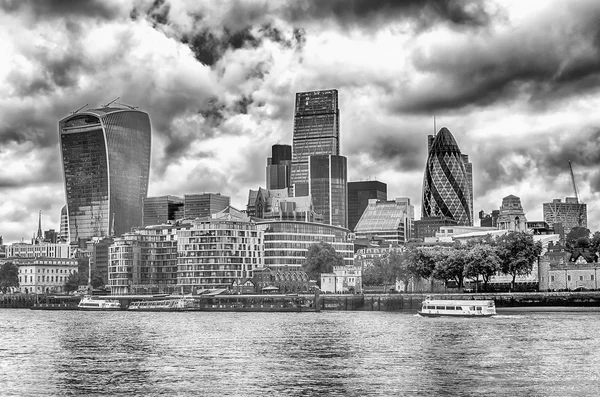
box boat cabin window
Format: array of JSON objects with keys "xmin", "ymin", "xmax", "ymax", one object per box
[
  {"xmin": 469, "ymin": 306, "xmax": 475, "ymax": 311},
  {"xmin": 435, "ymin": 306, "xmax": 445, "ymax": 310},
  {"xmin": 476, "ymin": 307, "xmax": 482, "ymax": 311}
]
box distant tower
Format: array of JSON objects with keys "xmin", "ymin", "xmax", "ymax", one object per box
[
  {"xmin": 291, "ymin": 89, "xmax": 339, "ymax": 196},
  {"xmin": 36, "ymin": 210, "xmax": 43, "ymax": 241},
  {"xmin": 498, "ymin": 195, "xmax": 527, "ymax": 231},
  {"xmin": 308, "ymin": 154, "xmax": 347, "ymax": 228},
  {"xmin": 59, "ymin": 105, "xmax": 151, "ymax": 243},
  {"xmin": 266, "ymin": 144, "xmax": 292, "ymax": 190},
  {"xmin": 422, "ymin": 127, "xmax": 472, "ymax": 226}
]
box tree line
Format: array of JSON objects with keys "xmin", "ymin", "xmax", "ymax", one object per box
[{"xmin": 363, "ymin": 231, "xmax": 543, "ymax": 292}]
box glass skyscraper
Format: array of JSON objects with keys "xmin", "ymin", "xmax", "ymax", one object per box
[
  {"xmin": 422, "ymin": 127, "xmax": 472, "ymax": 226},
  {"xmin": 309, "ymin": 154, "xmax": 348, "ymax": 228},
  {"xmin": 291, "ymin": 89, "xmax": 339, "ymax": 196},
  {"xmin": 59, "ymin": 107, "xmax": 151, "ymax": 244}
]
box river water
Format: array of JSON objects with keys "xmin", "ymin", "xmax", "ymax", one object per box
[{"xmin": 1, "ymin": 309, "xmax": 599, "ymax": 396}]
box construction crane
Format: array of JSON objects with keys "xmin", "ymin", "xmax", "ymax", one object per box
[{"xmin": 568, "ymin": 160, "xmax": 585, "ymax": 227}]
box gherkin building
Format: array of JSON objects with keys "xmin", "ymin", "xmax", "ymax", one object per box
[{"xmin": 422, "ymin": 127, "xmax": 472, "ymax": 225}]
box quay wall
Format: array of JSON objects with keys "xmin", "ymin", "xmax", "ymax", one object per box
[{"xmin": 4, "ymin": 291, "xmax": 600, "ymax": 311}]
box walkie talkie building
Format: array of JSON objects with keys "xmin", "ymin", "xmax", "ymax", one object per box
[{"xmin": 59, "ymin": 107, "xmax": 151, "ymax": 244}]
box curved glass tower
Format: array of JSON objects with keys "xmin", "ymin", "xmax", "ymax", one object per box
[
  {"xmin": 59, "ymin": 107, "xmax": 151, "ymax": 243},
  {"xmin": 422, "ymin": 127, "xmax": 472, "ymax": 225}
]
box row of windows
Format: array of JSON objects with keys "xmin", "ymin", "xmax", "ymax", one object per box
[
  {"xmin": 550, "ymin": 274, "xmax": 596, "ymax": 282},
  {"xmin": 19, "ymin": 275, "xmax": 68, "ymax": 283}
]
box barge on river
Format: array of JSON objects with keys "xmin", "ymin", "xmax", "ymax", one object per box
[
  {"xmin": 418, "ymin": 298, "xmax": 496, "ymax": 317},
  {"xmin": 128, "ymin": 294, "xmax": 315, "ymax": 312}
]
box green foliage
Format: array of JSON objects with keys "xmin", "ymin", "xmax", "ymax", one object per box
[
  {"xmin": 496, "ymin": 231, "xmax": 543, "ymax": 290},
  {"xmin": 591, "ymin": 231, "xmax": 600, "ymax": 254},
  {"xmin": 433, "ymin": 247, "xmax": 467, "ymax": 291},
  {"xmin": 64, "ymin": 271, "xmax": 81, "ymax": 292},
  {"xmin": 405, "ymin": 246, "xmax": 437, "ymax": 280},
  {"xmin": 368, "ymin": 250, "xmax": 410, "ymax": 292},
  {"xmin": 464, "ymin": 243, "xmax": 501, "ymax": 291},
  {"xmin": 0, "ymin": 262, "xmax": 19, "ymax": 293},
  {"xmin": 303, "ymin": 241, "xmax": 344, "ymax": 287},
  {"xmin": 566, "ymin": 226, "xmax": 590, "ymax": 250},
  {"xmin": 72, "ymin": 258, "xmax": 105, "ymax": 289},
  {"xmin": 362, "ymin": 264, "xmax": 383, "ymax": 286}
]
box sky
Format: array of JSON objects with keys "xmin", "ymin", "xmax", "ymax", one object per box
[{"xmin": 2, "ymin": 0, "xmax": 600, "ymax": 244}]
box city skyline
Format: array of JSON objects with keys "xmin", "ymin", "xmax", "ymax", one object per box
[{"xmin": 3, "ymin": 1, "xmax": 600, "ymax": 243}]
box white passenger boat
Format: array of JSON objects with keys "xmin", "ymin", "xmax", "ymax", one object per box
[
  {"xmin": 78, "ymin": 295, "xmax": 122, "ymax": 311},
  {"xmin": 418, "ymin": 297, "xmax": 496, "ymax": 317}
]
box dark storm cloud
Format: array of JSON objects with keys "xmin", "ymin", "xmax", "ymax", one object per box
[
  {"xmin": 473, "ymin": 128, "xmax": 600, "ymax": 194},
  {"xmin": 0, "ymin": 0, "xmax": 123, "ymax": 20},
  {"xmin": 399, "ymin": 2, "xmax": 600, "ymax": 113},
  {"xmin": 284, "ymin": 0, "xmax": 492, "ymax": 29}
]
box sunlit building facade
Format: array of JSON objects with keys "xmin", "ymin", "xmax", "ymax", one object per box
[
  {"xmin": 422, "ymin": 127, "xmax": 472, "ymax": 226},
  {"xmin": 543, "ymin": 197, "xmax": 587, "ymax": 235},
  {"xmin": 354, "ymin": 198, "xmax": 414, "ymax": 244},
  {"xmin": 256, "ymin": 220, "xmax": 354, "ymax": 271},
  {"xmin": 177, "ymin": 209, "xmax": 263, "ymax": 292},
  {"xmin": 291, "ymin": 89, "xmax": 340, "ymax": 196},
  {"xmin": 59, "ymin": 107, "xmax": 151, "ymax": 244}
]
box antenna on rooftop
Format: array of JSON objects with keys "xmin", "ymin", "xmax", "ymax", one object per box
[
  {"xmin": 116, "ymin": 102, "xmax": 139, "ymax": 110},
  {"xmin": 71, "ymin": 104, "xmax": 88, "ymax": 114},
  {"xmin": 102, "ymin": 97, "xmax": 120, "ymax": 108},
  {"xmin": 433, "ymin": 115, "xmax": 437, "ymax": 135}
]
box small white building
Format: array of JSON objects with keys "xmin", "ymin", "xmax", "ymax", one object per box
[{"xmin": 320, "ymin": 265, "xmax": 362, "ymax": 294}]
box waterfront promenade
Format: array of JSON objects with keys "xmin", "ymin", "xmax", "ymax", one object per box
[{"xmin": 4, "ymin": 291, "xmax": 600, "ymax": 310}]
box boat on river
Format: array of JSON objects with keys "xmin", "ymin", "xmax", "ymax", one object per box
[
  {"xmin": 128, "ymin": 294, "xmax": 315, "ymax": 312},
  {"xmin": 78, "ymin": 295, "xmax": 122, "ymax": 311},
  {"xmin": 418, "ymin": 297, "xmax": 496, "ymax": 317}
]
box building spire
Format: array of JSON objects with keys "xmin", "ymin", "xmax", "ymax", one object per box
[
  {"xmin": 433, "ymin": 115, "xmax": 437, "ymax": 135},
  {"xmin": 36, "ymin": 210, "xmax": 43, "ymax": 242}
]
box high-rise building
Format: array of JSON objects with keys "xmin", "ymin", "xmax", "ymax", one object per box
[
  {"xmin": 59, "ymin": 106, "xmax": 151, "ymax": 244},
  {"xmin": 543, "ymin": 197, "xmax": 587, "ymax": 235},
  {"xmin": 309, "ymin": 154, "xmax": 347, "ymax": 228},
  {"xmin": 291, "ymin": 89, "xmax": 340, "ymax": 196},
  {"xmin": 183, "ymin": 193, "xmax": 230, "ymax": 219},
  {"xmin": 354, "ymin": 198, "xmax": 414, "ymax": 244},
  {"xmin": 347, "ymin": 181, "xmax": 387, "ymax": 232},
  {"xmin": 422, "ymin": 127, "xmax": 472, "ymax": 226},
  {"xmin": 266, "ymin": 144, "xmax": 292, "ymax": 190},
  {"xmin": 143, "ymin": 195, "xmax": 184, "ymax": 226},
  {"xmin": 479, "ymin": 210, "xmax": 499, "ymax": 228},
  {"xmin": 59, "ymin": 205, "xmax": 69, "ymax": 243}
]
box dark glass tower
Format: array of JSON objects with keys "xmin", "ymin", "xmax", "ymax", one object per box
[
  {"xmin": 291, "ymin": 89, "xmax": 339, "ymax": 196},
  {"xmin": 266, "ymin": 144, "xmax": 292, "ymax": 190},
  {"xmin": 347, "ymin": 181, "xmax": 387, "ymax": 232},
  {"xmin": 422, "ymin": 127, "xmax": 472, "ymax": 226},
  {"xmin": 309, "ymin": 155, "xmax": 347, "ymax": 228},
  {"xmin": 59, "ymin": 107, "xmax": 151, "ymax": 243}
]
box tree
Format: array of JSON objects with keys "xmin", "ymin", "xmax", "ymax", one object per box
[
  {"xmin": 433, "ymin": 247, "xmax": 467, "ymax": 292},
  {"xmin": 464, "ymin": 244, "xmax": 501, "ymax": 292},
  {"xmin": 496, "ymin": 231, "xmax": 543, "ymax": 291},
  {"xmin": 0, "ymin": 262, "xmax": 19, "ymax": 293},
  {"xmin": 64, "ymin": 271, "xmax": 81, "ymax": 292},
  {"xmin": 405, "ymin": 246, "xmax": 438, "ymax": 292},
  {"xmin": 362, "ymin": 263, "xmax": 383, "ymax": 286},
  {"xmin": 75, "ymin": 258, "xmax": 104, "ymax": 289},
  {"xmin": 303, "ymin": 241, "xmax": 344, "ymax": 287},
  {"xmin": 591, "ymin": 231, "xmax": 600, "ymax": 254},
  {"xmin": 566, "ymin": 226, "xmax": 590, "ymax": 250},
  {"xmin": 370, "ymin": 250, "xmax": 409, "ymax": 293}
]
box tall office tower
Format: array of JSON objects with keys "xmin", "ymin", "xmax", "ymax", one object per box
[
  {"xmin": 266, "ymin": 144, "xmax": 292, "ymax": 190},
  {"xmin": 309, "ymin": 154, "xmax": 347, "ymax": 228},
  {"xmin": 422, "ymin": 127, "xmax": 472, "ymax": 226},
  {"xmin": 59, "ymin": 106, "xmax": 151, "ymax": 244},
  {"xmin": 543, "ymin": 197, "xmax": 587, "ymax": 235},
  {"xmin": 461, "ymin": 154, "xmax": 473, "ymax": 225},
  {"xmin": 183, "ymin": 193, "xmax": 230, "ymax": 219},
  {"xmin": 59, "ymin": 205, "xmax": 69, "ymax": 243},
  {"xmin": 291, "ymin": 89, "xmax": 340, "ymax": 196},
  {"xmin": 143, "ymin": 195, "xmax": 184, "ymax": 226},
  {"xmin": 347, "ymin": 181, "xmax": 388, "ymax": 232}
]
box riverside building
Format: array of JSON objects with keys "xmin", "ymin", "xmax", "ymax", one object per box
[
  {"xmin": 108, "ymin": 222, "xmax": 192, "ymax": 295},
  {"xmin": 354, "ymin": 198, "xmax": 414, "ymax": 244},
  {"xmin": 177, "ymin": 208, "xmax": 263, "ymax": 292},
  {"xmin": 13, "ymin": 257, "xmax": 78, "ymax": 294},
  {"xmin": 256, "ymin": 220, "xmax": 354, "ymax": 271},
  {"xmin": 59, "ymin": 106, "xmax": 151, "ymax": 244},
  {"xmin": 6, "ymin": 242, "xmax": 71, "ymax": 259}
]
